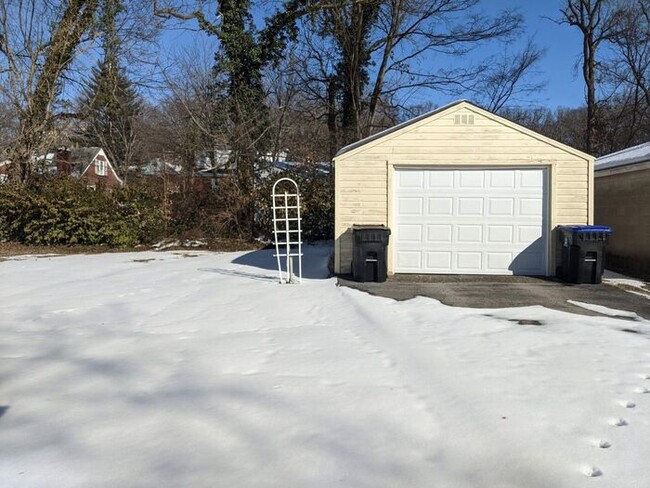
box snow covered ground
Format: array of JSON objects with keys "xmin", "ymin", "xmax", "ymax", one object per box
[{"xmin": 1, "ymin": 246, "xmax": 650, "ymax": 488}]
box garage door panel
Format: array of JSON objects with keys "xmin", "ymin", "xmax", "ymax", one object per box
[
  {"xmin": 456, "ymin": 225, "xmax": 482, "ymax": 243},
  {"xmin": 518, "ymin": 226, "xmax": 543, "ymax": 243},
  {"xmin": 456, "ymin": 252, "xmax": 482, "ymax": 269},
  {"xmin": 426, "ymin": 251, "xmax": 452, "ymax": 269},
  {"xmin": 397, "ymin": 224, "xmax": 422, "ymax": 242},
  {"xmin": 488, "ymin": 198, "xmax": 515, "ymax": 216},
  {"xmin": 398, "ymin": 197, "xmax": 423, "ymax": 215},
  {"xmin": 395, "ymin": 168, "xmax": 548, "ymax": 275},
  {"xmin": 399, "ymin": 171, "xmax": 425, "ymax": 188},
  {"xmin": 486, "ymin": 252, "xmax": 512, "ymax": 271},
  {"xmin": 458, "ymin": 198, "xmax": 483, "ymax": 216},
  {"xmin": 487, "ymin": 225, "xmax": 513, "ymax": 243},
  {"xmin": 520, "ymin": 170, "xmax": 544, "ymax": 188},
  {"xmin": 428, "ymin": 197, "xmax": 453, "ymax": 215},
  {"xmin": 488, "ymin": 170, "xmax": 515, "ymax": 188},
  {"xmin": 519, "ymin": 198, "xmax": 543, "ymax": 216},
  {"xmin": 429, "ymin": 170, "xmax": 454, "ymax": 188},
  {"xmin": 396, "ymin": 251, "xmax": 422, "ymax": 270},
  {"xmin": 427, "ymin": 225, "xmax": 452, "ymax": 243},
  {"xmin": 459, "ymin": 171, "xmax": 484, "ymax": 188}
]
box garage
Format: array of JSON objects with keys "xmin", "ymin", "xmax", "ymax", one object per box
[
  {"xmin": 334, "ymin": 100, "xmax": 594, "ymax": 277},
  {"xmin": 394, "ymin": 167, "xmax": 548, "ymax": 274}
]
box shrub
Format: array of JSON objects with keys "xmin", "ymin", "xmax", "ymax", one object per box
[
  {"xmin": 0, "ymin": 177, "xmax": 165, "ymax": 247},
  {"xmin": 0, "ymin": 165, "xmax": 334, "ymax": 248},
  {"xmin": 254, "ymin": 165, "xmax": 334, "ymax": 242}
]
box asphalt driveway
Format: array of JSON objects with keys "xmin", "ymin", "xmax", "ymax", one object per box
[{"xmin": 338, "ymin": 273, "xmax": 650, "ymax": 320}]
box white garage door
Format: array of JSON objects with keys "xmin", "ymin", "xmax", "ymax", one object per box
[{"xmin": 394, "ymin": 168, "xmax": 548, "ymax": 275}]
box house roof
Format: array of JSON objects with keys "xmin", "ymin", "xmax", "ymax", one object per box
[
  {"xmin": 334, "ymin": 99, "xmax": 593, "ymax": 161},
  {"xmin": 140, "ymin": 160, "xmax": 183, "ymax": 176},
  {"xmin": 595, "ymin": 141, "xmax": 650, "ymax": 171},
  {"xmin": 69, "ymin": 147, "xmax": 101, "ymax": 165}
]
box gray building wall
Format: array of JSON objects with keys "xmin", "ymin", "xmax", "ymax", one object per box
[{"xmin": 595, "ymin": 166, "xmax": 650, "ymax": 279}]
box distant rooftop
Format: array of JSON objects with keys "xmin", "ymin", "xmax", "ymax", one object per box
[
  {"xmin": 595, "ymin": 141, "xmax": 650, "ymax": 171},
  {"xmin": 69, "ymin": 147, "xmax": 101, "ymax": 164}
]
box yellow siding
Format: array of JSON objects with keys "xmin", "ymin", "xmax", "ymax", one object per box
[{"xmin": 334, "ymin": 102, "xmax": 594, "ymax": 275}]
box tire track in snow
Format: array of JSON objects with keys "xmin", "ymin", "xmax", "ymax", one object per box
[{"xmin": 334, "ymin": 287, "xmax": 565, "ymax": 488}]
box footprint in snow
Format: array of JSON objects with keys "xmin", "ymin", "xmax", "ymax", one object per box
[
  {"xmin": 639, "ymin": 373, "xmax": 650, "ymax": 380},
  {"xmin": 634, "ymin": 386, "xmax": 650, "ymax": 394},
  {"xmin": 582, "ymin": 466, "xmax": 602, "ymax": 477},
  {"xmin": 619, "ymin": 400, "xmax": 636, "ymax": 408},
  {"xmin": 382, "ymin": 357, "xmax": 396, "ymax": 368},
  {"xmin": 593, "ymin": 439, "xmax": 611, "ymax": 449},
  {"xmin": 609, "ymin": 417, "xmax": 628, "ymax": 427}
]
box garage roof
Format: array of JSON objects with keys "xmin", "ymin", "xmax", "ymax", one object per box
[
  {"xmin": 595, "ymin": 141, "xmax": 650, "ymax": 171},
  {"xmin": 334, "ymin": 100, "xmax": 467, "ymax": 158},
  {"xmin": 334, "ymin": 100, "xmax": 592, "ymax": 161}
]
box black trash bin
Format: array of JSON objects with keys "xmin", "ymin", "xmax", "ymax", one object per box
[
  {"xmin": 352, "ymin": 225, "xmax": 391, "ymax": 282},
  {"xmin": 558, "ymin": 225, "xmax": 612, "ymax": 284}
]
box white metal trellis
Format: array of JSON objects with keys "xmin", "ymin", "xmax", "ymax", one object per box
[{"xmin": 272, "ymin": 178, "xmax": 303, "ymax": 284}]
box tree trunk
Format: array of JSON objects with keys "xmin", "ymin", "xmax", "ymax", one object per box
[
  {"xmin": 583, "ymin": 18, "xmax": 597, "ymax": 154},
  {"xmin": 10, "ymin": 0, "xmax": 99, "ymax": 181},
  {"xmin": 327, "ymin": 76, "xmax": 338, "ymax": 161}
]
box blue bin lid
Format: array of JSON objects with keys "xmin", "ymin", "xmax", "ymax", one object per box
[{"xmin": 560, "ymin": 225, "xmax": 612, "ymax": 233}]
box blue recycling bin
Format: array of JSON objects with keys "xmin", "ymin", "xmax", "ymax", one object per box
[{"xmin": 558, "ymin": 225, "xmax": 612, "ymax": 284}]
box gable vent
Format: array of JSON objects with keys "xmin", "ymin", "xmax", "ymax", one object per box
[{"xmin": 454, "ymin": 114, "xmax": 474, "ymax": 125}]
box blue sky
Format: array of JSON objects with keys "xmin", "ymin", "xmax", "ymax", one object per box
[
  {"xmin": 496, "ymin": 0, "xmax": 586, "ymax": 108},
  {"xmin": 158, "ymin": 0, "xmax": 587, "ymax": 110},
  {"xmin": 421, "ymin": 0, "xmax": 587, "ymax": 109}
]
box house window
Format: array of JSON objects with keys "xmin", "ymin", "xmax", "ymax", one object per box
[{"xmin": 95, "ymin": 159, "xmax": 107, "ymax": 176}]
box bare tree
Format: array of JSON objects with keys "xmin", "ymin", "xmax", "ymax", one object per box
[
  {"xmin": 600, "ymin": 0, "xmax": 650, "ymax": 148},
  {"xmin": 468, "ymin": 40, "xmax": 546, "ymax": 113},
  {"xmin": 0, "ymin": 0, "xmax": 101, "ymax": 181},
  {"xmin": 159, "ymin": 41, "xmax": 228, "ymax": 170},
  {"xmin": 559, "ymin": 0, "xmax": 618, "ymax": 153},
  {"xmin": 294, "ymin": 0, "xmax": 524, "ymax": 153},
  {"xmin": 364, "ymin": 0, "xmax": 522, "ymax": 130}
]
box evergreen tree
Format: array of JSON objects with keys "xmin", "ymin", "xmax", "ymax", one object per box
[
  {"xmin": 79, "ymin": 0, "xmax": 140, "ymax": 175},
  {"xmin": 216, "ymin": 0, "xmax": 270, "ymax": 156},
  {"xmin": 153, "ymin": 0, "xmax": 308, "ymax": 238},
  {"xmin": 211, "ymin": 0, "xmax": 300, "ymax": 239}
]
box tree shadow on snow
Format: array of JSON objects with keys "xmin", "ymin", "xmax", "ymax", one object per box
[
  {"xmin": 229, "ymin": 245, "xmax": 332, "ymax": 280},
  {"xmin": 198, "ymin": 267, "xmax": 278, "ymax": 282}
]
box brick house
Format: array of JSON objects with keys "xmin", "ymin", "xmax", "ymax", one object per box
[{"xmin": 55, "ymin": 147, "xmax": 123, "ymax": 189}]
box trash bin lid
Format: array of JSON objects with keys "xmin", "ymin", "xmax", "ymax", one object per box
[
  {"xmin": 352, "ymin": 224, "xmax": 391, "ymax": 234},
  {"xmin": 352, "ymin": 224, "xmax": 389, "ymax": 230},
  {"xmin": 560, "ymin": 225, "xmax": 612, "ymax": 233}
]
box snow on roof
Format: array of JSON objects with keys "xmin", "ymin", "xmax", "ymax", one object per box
[
  {"xmin": 595, "ymin": 141, "xmax": 650, "ymax": 171},
  {"xmin": 140, "ymin": 160, "xmax": 183, "ymax": 176},
  {"xmin": 257, "ymin": 160, "xmax": 331, "ymax": 179},
  {"xmin": 69, "ymin": 147, "xmax": 102, "ymax": 164}
]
